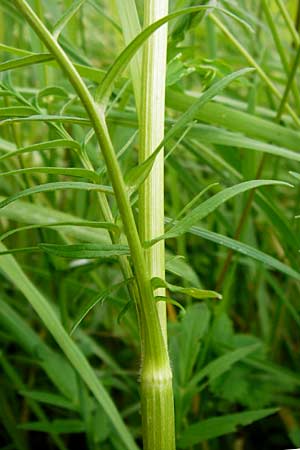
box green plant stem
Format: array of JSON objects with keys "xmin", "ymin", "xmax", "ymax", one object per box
[
  {"xmin": 14, "ymin": 1, "xmax": 172, "ymax": 448},
  {"xmin": 139, "ymin": 0, "xmax": 175, "ymax": 449},
  {"xmin": 140, "ymin": 0, "xmax": 168, "ymax": 338}
]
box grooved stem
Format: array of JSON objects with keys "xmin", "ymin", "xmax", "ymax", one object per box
[{"xmin": 139, "ymin": 1, "xmax": 175, "ymax": 449}]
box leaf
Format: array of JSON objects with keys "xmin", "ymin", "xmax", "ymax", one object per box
[
  {"xmin": 20, "ymin": 390, "xmax": 77, "ymax": 411},
  {"xmin": 0, "ymin": 181, "xmax": 113, "ymax": 210},
  {"xmin": 166, "ymin": 89, "xmax": 300, "ymax": 151},
  {"xmin": 0, "ymin": 53, "xmax": 53, "ymax": 72},
  {"xmin": 289, "ymin": 171, "xmax": 300, "ymax": 182},
  {"xmin": 166, "ymin": 53, "xmax": 195, "ymax": 86},
  {"xmin": 0, "ymin": 43, "xmax": 32, "ymax": 57},
  {"xmin": 18, "ymin": 419, "xmax": 86, "ymax": 434},
  {"xmin": 177, "ymin": 408, "xmax": 278, "ymax": 447},
  {"xmin": 152, "ymin": 277, "xmax": 221, "ymax": 300},
  {"xmin": 53, "ymin": 0, "xmax": 88, "ymax": 39},
  {"xmin": 0, "ymin": 114, "xmax": 90, "ymax": 127},
  {"xmin": 39, "ymin": 243, "xmax": 130, "ymax": 259},
  {"xmin": 189, "ymin": 344, "xmax": 261, "ymax": 388},
  {"xmin": 0, "ymin": 243, "xmax": 139, "ymax": 450},
  {"xmin": 0, "ymin": 221, "xmax": 119, "ymax": 242},
  {"xmin": 125, "ymin": 68, "xmax": 253, "ymax": 193},
  {"xmin": 187, "ymin": 225, "xmax": 300, "ymax": 282},
  {"xmin": 0, "ymin": 106, "xmax": 36, "ymax": 117},
  {"xmin": 95, "ymin": 5, "xmax": 253, "ymax": 107},
  {"xmin": 0, "ymin": 139, "xmax": 80, "ymax": 162},
  {"xmin": 154, "ymin": 296, "xmax": 186, "ymax": 314},
  {"xmin": 150, "ymin": 180, "xmax": 292, "ymax": 243},
  {"xmin": 175, "ymin": 182, "xmax": 219, "ymax": 221},
  {"xmin": 188, "ymin": 124, "xmax": 300, "ymax": 162},
  {"xmin": 165, "ymin": 254, "xmax": 201, "ymax": 286},
  {"xmin": 0, "ymin": 196, "xmax": 110, "ymax": 245},
  {"xmin": 0, "ymin": 167, "xmax": 100, "ymax": 183},
  {"xmin": 70, "ymin": 278, "xmax": 133, "ymax": 335},
  {"xmin": 0, "ymin": 389, "xmax": 27, "ymax": 450},
  {"xmin": 179, "ymin": 304, "xmax": 211, "ymax": 383},
  {"xmin": 0, "ymin": 300, "xmax": 79, "ymax": 402}
]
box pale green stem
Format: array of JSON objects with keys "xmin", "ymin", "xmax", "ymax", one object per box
[
  {"xmin": 139, "ymin": 1, "xmax": 175, "ymax": 449},
  {"xmin": 140, "ymin": 0, "xmax": 168, "ymax": 339}
]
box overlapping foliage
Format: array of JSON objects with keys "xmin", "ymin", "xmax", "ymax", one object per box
[{"xmin": 0, "ymin": 1, "xmax": 300, "ymax": 449}]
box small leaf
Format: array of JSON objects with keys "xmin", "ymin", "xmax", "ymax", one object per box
[
  {"xmin": 179, "ymin": 304, "xmax": 211, "ymax": 383},
  {"xmin": 0, "ymin": 53, "xmax": 53, "ymax": 73},
  {"xmin": 20, "ymin": 390, "xmax": 77, "ymax": 411},
  {"xmin": 126, "ymin": 69, "xmax": 253, "ymax": 193},
  {"xmin": 177, "ymin": 408, "xmax": 278, "ymax": 447},
  {"xmin": 39, "ymin": 243, "xmax": 130, "ymax": 259},
  {"xmin": 18, "ymin": 419, "xmax": 85, "ymax": 434},
  {"xmin": 289, "ymin": 171, "xmax": 300, "ymax": 181},
  {"xmin": 95, "ymin": 5, "xmax": 253, "ymax": 108},
  {"xmin": 0, "ymin": 182, "xmax": 113, "ymax": 210},
  {"xmin": 149, "ymin": 180, "xmax": 292, "ymax": 244},
  {"xmin": 152, "ymin": 277, "xmax": 221, "ymax": 300},
  {"xmin": 71, "ymin": 278, "xmax": 133, "ymax": 334},
  {"xmin": 189, "ymin": 344, "xmax": 261, "ymax": 388},
  {"xmin": 0, "ymin": 139, "xmax": 80, "ymax": 162},
  {"xmin": 0, "ymin": 221, "xmax": 119, "ymax": 242},
  {"xmin": 0, "ymin": 167, "xmax": 100, "ymax": 183},
  {"xmin": 0, "ymin": 106, "xmax": 36, "ymax": 117},
  {"xmin": 0, "ymin": 114, "xmax": 90, "ymax": 127},
  {"xmin": 155, "ymin": 296, "xmax": 186, "ymax": 314},
  {"xmin": 187, "ymin": 225, "xmax": 300, "ymax": 282},
  {"xmin": 53, "ymin": 0, "xmax": 87, "ymax": 39}
]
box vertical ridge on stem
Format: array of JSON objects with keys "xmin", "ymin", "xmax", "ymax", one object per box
[
  {"xmin": 139, "ymin": 1, "xmax": 175, "ymax": 449},
  {"xmin": 139, "ymin": 0, "xmax": 168, "ymax": 339}
]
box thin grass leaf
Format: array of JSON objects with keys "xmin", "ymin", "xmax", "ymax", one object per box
[
  {"xmin": 189, "ymin": 344, "xmax": 261, "ymax": 387},
  {"xmin": 0, "ymin": 197, "xmax": 110, "ymax": 244},
  {"xmin": 0, "ymin": 114, "xmax": 90, "ymax": 127},
  {"xmin": 19, "ymin": 391, "xmax": 77, "ymax": 411},
  {"xmin": 0, "ymin": 244, "xmax": 139, "ymax": 450},
  {"xmin": 151, "ymin": 277, "xmax": 221, "ymax": 300},
  {"xmin": 177, "ymin": 408, "xmax": 278, "ymax": 447},
  {"xmin": 39, "ymin": 243, "xmax": 130, "ymax": 259},
  {"xmin": 126, "ymin": 68, "xmax": 254, "ymax": 192},
  {"xmin": 155, "ymin": 296, "xmax": 186, "ymax": 314},
  {"xmin": 0, "ymin": 139, "xmax": 80, "ymax": 162},
  {"xmin": 0, "ymin": 53, "xmax": 53, "ymax": 72},
  {"xmin": 18, "ymin": 419, "xmax": 86, "ymax": 434},
  {"xmin": 188, "ymin": 124, "xmax": 300, "ymax": 163},
  {"xmin": 166, "ymin": 90, "xmax": 300, "ymax": 151},
  {"xmin": 187, "ymin": 225, "xmax": 300, "ymax": 282},
  {"xmin": 0, "ymin": 182, "xmax": 114, "ymax": 210},
  {"xmin": 70, "ymin": 278, "xmax": 133, "ymax": 335},
  {"xmin": 0, "ymin": 167, "xmax": 100, "ymax": 183},
  {"xmin": 0, "ymin": 221, "xmax": 119, "ymax": 242},
  {"xmin": 0, "ymin": 43, "xmax": 33, "ymax": 56},
  {"xmin": 0, "ymin": 106, "xmax": 36, "ymax": 117},
  {"xmin": 95, "ymin": 5, "xmax": 253, "ymax": 108},
  {"xmin": 150, "ymin": 180, "xmax": 292, "ymax": 244},
  {"xmin": 52, "ymin": 0, "xmax": 87, "ymax": 39}
]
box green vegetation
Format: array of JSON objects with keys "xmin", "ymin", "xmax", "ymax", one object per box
[{"xmin": 0, "ymin": 1, "xmax": 300, "ymax": 449}]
